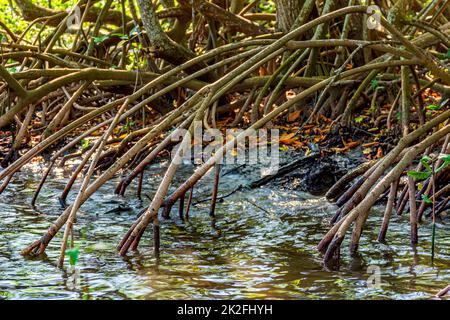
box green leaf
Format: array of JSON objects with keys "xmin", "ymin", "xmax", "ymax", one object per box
[
  {"xmin": 426, "ymin": 104, "xmax": 441, "ymax": 110},
  {"xmin": 436, "ymin": 154, "xmax": 450, "ymax": 172},
  {"xmin": 447, "ymin": 48, "xmax": 450, "ymax": 59},
  {"xmin": 65, "ymin": 248, "xmax": 80, "ymax": 266},
  {"xmin": 420, "ymin": 155, "xmax": 432, "ymax": 171},
  {"xmin": 436, "ymin": 160, "xmax": 450, "ymax": 173},
  {"xmin": 354, "ymin": 116, "xmax": 364, "ymax": 123},
  {"xmin": 0, "ymin": 33, "xmax": 5, "ymax": 42},
  {"xmin": 7, "ymin": 66, "xmax": 17, "ymax": 73},
  {"xmin": 421, "ymin": 155, "xmax": 432, "ymax": 162},
  {"xmin": 372, "ymin": 79, "xmax": 378, "ymax": 91},
  {"xmin": 112, "ymin": 33, "xmax": 129, "ymax": 40},
  {"xmin": 93, "ymin": 35, "xmax": 109, "ymax": 44},
  {"xmin": 129, "ymin": 25, "xmax": 141, "ymax": 36},
  {"xmin": 421, "ymin": 194, "xmax": 433, "ymax": 204},
  {"xmin": 407, "ymin": 170, "xmax": 431, "ymax": 180},
  {"xmin": 438, "ymin": 153, "xmax": 450, "ymax": 162},
  {"xmin": 404, "ymin": 12, "xmax": 414, "ymax": 22},
  {"xmin": 81, "ymin": 139, "xmax": 90, "ymax": 149}
]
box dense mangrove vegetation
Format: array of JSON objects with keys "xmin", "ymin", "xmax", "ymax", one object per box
[{"xmin": 0, "ymin": 0, "xmax": 449, "ymax": 299}]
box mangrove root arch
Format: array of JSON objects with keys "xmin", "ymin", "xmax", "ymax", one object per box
[{"xmin": 0, "ymin": 1, "xmax": 448, "ymax": 269}]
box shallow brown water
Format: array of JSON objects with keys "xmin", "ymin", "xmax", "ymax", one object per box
[{"xmin": 0, "ymin": 161, "xmax": 449, "ymax": 299}]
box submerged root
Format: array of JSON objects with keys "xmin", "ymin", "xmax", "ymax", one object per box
[
  {"xmin": 321, "ymin": 120, "xmax": 450, "ymax": 265},
  {"xmin": 0, "ymin": 2, "xmax": 447, "ymax": 269}
]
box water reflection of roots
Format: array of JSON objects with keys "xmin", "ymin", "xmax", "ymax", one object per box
[{"xmin": 0, "ymin": 4, "xmax": 447, "ymax": 269}]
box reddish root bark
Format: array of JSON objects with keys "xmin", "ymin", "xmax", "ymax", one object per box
[{"xmin": 323, "ymin": 234, "xmax": 345, "ymax": 266}]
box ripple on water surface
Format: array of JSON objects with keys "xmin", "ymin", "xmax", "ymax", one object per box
[{"xmin": 0, "ymin": 164, "xmax": 449, "ymax": 299}]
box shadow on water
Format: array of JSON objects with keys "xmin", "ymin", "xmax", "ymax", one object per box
[{"xmin": 0, "ymin": 161, "xmax": 449, "ymax": 300}]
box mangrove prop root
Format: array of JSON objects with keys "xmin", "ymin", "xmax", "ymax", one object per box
[
  {"xmin": 377, "ymin": 179, "xmax": 399, "ymax": 243},
  {"xmin": 0, "ymin": 2, "xmax": 447, "ymax": 267},
  {"xmin": 209, "ymin": 163, "xmax": 221, "ymax": 218},
  {"xmin": 437, "ymin": 284, "xmax": 450, "ymax": 298},
  {"xmin": 179, "ymin": 192, "xmax": 185, "ymax": 221},
  {"xmin": 185, "ymin": 186, "xmax": 194, "ymax": 221},
  {"xmin": 321, "ymin": 123, "xmax": 450, "ymax": 264},
  {"xmin": 325, "ymin": 160, "xmax": 376, "ymax": 202}
]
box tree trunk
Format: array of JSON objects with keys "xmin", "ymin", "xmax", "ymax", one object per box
[
  {"xmin": 275, "ymin": 0, "xmax": 304, "ymax": 32},
  {"xmin": 136, "ymin": 0, "xmax": 195, "ymax": 66}
]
